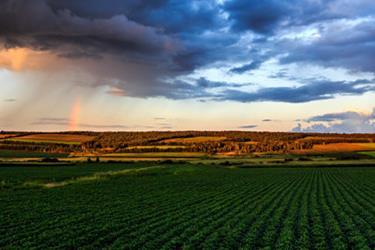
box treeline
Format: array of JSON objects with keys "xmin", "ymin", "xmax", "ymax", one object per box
[
  {"xmin": 83, "ymin": 131, "xmax": 310, "ymax": 150},
  {"xmin": 84, "ymin": 131, "xmax": 375, "ymax": 153},
  {"xmin": 118, "ymin": 141, "xmax": 314, "ymax": 154},
  {"xmin": 1, "ymin": 131, "xmax": 374, "ymax": 154}
]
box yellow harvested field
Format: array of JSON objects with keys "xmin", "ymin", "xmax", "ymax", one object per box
[
  {"xmin": 244, "ymin": 141, "xmax": 258, "ymax": 145},
  {"xmin": 9, "ymin": 134, "xmax": 95, "ymax": 144},
  {"xmin": 163, "ymin": 136, "xmax": 227, "ymax": 143},
  {"xmin": 305, "ymin": 143, "xmax": 375, "ymax": 153},
  {"xmin": 217, "ymin": 151, "xmax": 242, "ymax": 156},
  {"xmin": 301, "ymin": 136, "xmax": 350, "ymax": 140},
  {"xmin": 298, "ymin": 136, "xmax": 371, "ymax": 142}
]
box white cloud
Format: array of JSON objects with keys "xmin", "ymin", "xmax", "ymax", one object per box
[{"xmin": 292, "ymin": 108, "xmax": 375, "ymax": 133}]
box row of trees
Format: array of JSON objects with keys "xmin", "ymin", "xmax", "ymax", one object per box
[
  {"xmin": 117, "ymin": 141, "xmax": 314, "ymax": 154},
  {"xmin": 1, "ymin": 131, "xmax": 374, "ymax": 154},
  {"xmin": 86, "ymin": 131, "xmax": 374, "ymax": 154}
]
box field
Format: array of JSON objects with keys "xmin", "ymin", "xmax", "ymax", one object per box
[
  {"xmin": 0, "ymin": 134, "xmax": 18, "ymax": 139},
  {"xmin": 162, "ymin": 136, "xmax": 227, "ymax": 143},
  {"xmin": 126, "ymin": 145, "xmax": 187, "ymax": 150},
  {"xmin": 2, "ymin": 162, "xmax": 375, "ymax": 249},
  {"xmin": 308, "ymin": 143, "xmax": 375, "ymax": 153},
  {"xmin": 102, "ymin": 152, "xmax": 206, "ymax": 158},
  {"xmin": 3, "ymin": 133, "xmax": 95, "ymax": 145},
  {"xmin": 0, "ymin": 150, "xmax": 68, "ymax": 158}
]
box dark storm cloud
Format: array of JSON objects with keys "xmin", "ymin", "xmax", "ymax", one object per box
[
  {"xmin": 0, "ymin": 0, "xmax": 177, "ymax": 56},
  {"xmin": 46, "ymin": 0, "xmax": 168, "ymax": 19},
  {"xmin": 0, "ymin": 0, "xmax": 242, "ymax": 100},
  {"xmin": 223, "ymin": 0, "xmax": 375, "ymax": 34},
  {"xmin": 47, "ymin": 0, "xmax": 222, "ymax": 34},
  {"xmin": 223, "ymin": 0, "xmax": 343, "ymax": 34},
  {"xmin": 292, "ymin": 108, "xmax": 375, "ymax": 133},
  {"xmin": 0, "ymin": 0, "xmax": 225, "ymax": 67},
  {"xmin": 224, "ymin": 0, "xmax": 375, "ymax": 76},
  {"xmin": 106, "ymin": 77, "xmax": 245, "ymax": 100},
  {"xmin": 224, "ymin": 0, "xmax": 295, "ymax": 34},
  {"xmin": 0, "ymin": 0, "xmax": 375, "ymax": 103},
  {"xmin": 218, "ymin": 79, "xmax": 375, "ymax": 103},
  {"xmin": 279, "ymin": 19, "xmax": 375, "ymax": 73}
]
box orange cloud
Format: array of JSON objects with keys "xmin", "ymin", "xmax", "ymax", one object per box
[
  {"xmin": 107, "ymin": 86, "xmax": 126, "ymax": 96},
  {"xmin": 0, "ymin": 48, "xmax": 61, "ymax": 71}
]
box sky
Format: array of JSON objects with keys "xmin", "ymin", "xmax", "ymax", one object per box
[{"xmin": 0, "ymin": 0, "xmax": 374, "ymax": 133}]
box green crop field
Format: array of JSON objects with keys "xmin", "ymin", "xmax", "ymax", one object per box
[
  {"xmin": 1, "ymin": 163, "xmax": 375, "ymax": 249},
  {"xmin": 0, "ymin": 150, "xmax": 69, "ymax": 158}
]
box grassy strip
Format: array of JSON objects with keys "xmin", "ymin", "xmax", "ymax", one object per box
[
  {"xmin": 24, "ymin": 165, "xmax": 165, "ymax": 188},
  {"xmin": 359, "ymin": 151, "xmax": 375, "ymax": 158}
]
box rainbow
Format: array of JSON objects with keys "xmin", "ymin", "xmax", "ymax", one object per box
[{"xmin": 69, "ymin": 97, "xmax": 80, "ymax": 131}]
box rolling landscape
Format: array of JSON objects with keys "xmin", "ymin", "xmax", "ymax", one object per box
[
  {"xmin": 1, "ymin": 131, "xmax": 375, "ymax": 162},
  {"xmin": 1, "ymin": 131, "xmax": 375, "ymax": 248},
  {"xmin": 1, "ymin": 0, "xmax": 375, "ymax": 249}
]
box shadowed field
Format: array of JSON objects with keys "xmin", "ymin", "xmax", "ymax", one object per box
[{"xmin": 0, "ymin": 150, "xmax": 68, "ymax": 158}]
